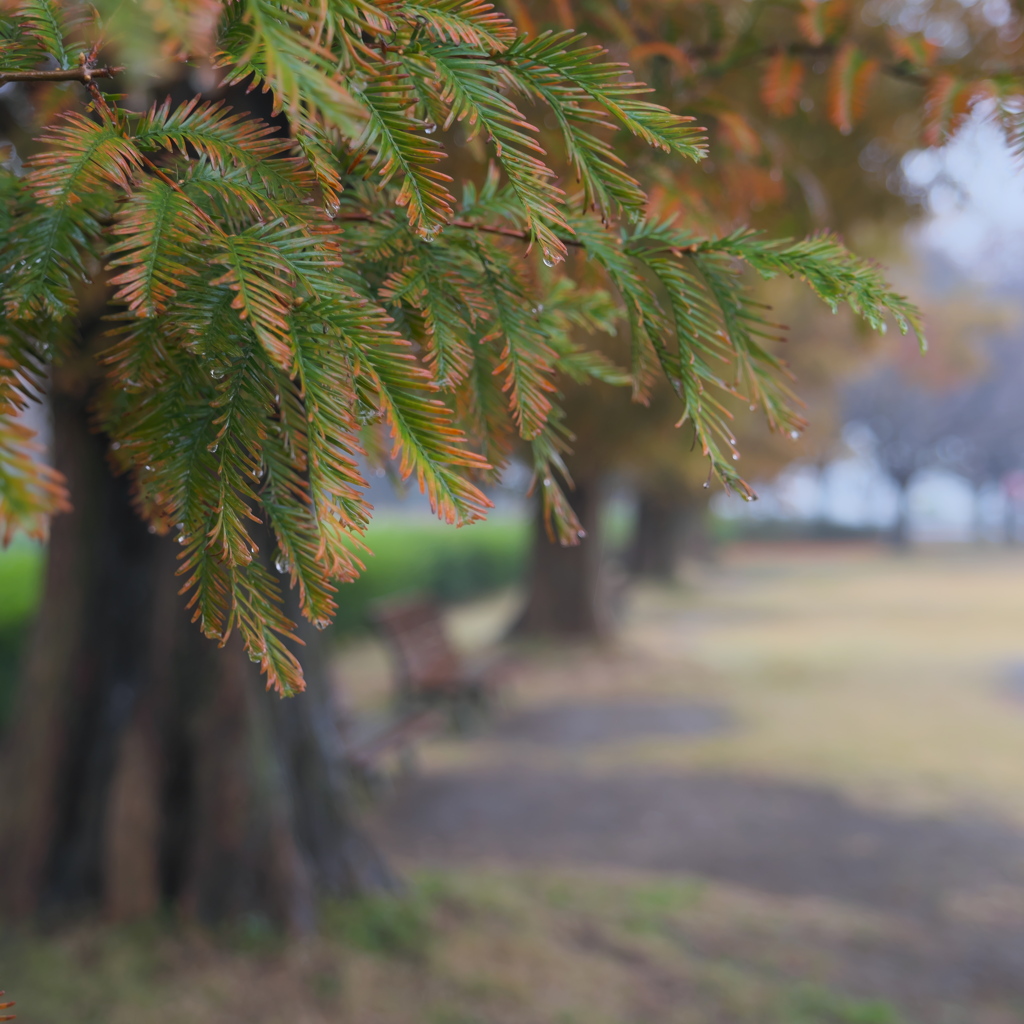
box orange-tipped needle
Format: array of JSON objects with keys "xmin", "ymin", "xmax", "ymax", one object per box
[{"xmin": 0, "ymin": 989, "xmax": 15, "ymax": 1021}]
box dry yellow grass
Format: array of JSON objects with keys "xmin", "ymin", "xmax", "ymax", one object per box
[
  {"xmin": 396, "ymin": 545, "xmax": 1024, "ymax": 822},
  {"xmin": 624, "ymin": 545, "xmax": 1024, "ymax": 821}
]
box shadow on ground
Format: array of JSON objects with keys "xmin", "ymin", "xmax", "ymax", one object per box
[{"xmin": 373, "ymin": 690, "xmax": 1024, "ymax": 1016}]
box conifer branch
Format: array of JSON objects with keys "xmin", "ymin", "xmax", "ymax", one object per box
[
  {"xmin": 337, "ymin": 212, "xmax": 702, "ymax": 254},
  {"xmin": 0, "ymin": 0, "xmax": 927, "ymax": 691}
]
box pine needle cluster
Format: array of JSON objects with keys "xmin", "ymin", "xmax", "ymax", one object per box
[{"xmin": 0, "ymin": 0, "xmax": 922, "ymax": 693}]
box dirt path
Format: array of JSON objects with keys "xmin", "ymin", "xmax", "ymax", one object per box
[
  {"xmin": 365, "ymin": 549, "xmax": 1024, "ymax": 1020},
  {"xmin": 379, "ymin": 758, "xmax": 1024, "ymax": 921},
  {"xmin": 374, "ymin": 706, "xmax": 1024, "ymax": 1018}
]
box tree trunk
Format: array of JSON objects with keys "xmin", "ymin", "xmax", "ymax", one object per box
[
  {"xmin": 1003, "ymin": 493, "xmax": 1017, "ymax": 545},
  {"xmin": 512, "ymin": 478, "xmax": 611, "ymax": 639},
  {"xmin": 629, "ymin": 487, "xmax": 699, "ymax": 582},
  {"xmin": 0, "ymin": 384, "xmax": 393, "ymax": 930},
  {"xmin": 890, "ymin": 477, "xmax": 911, "ymax": 549},
  {"xmin": 971, "ymin": 485, "xmax": 986, "ymax": 545}
]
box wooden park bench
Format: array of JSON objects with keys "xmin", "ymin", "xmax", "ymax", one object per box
[{"xmin": 343, "ymin": 596, "xmax": 502, "ymax": 790}]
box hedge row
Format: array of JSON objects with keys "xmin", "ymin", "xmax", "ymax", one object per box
[{"xmin": 330, "ymin": 515, "xmax": 528, "ymax": 629}]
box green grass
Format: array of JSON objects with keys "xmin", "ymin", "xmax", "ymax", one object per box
[
  {"xmin": 0, "ymin": 539, "xmax": 43, "ymax": 628},
  {"xmin": 786, "ymin": 986, "xmax": 905, "ymax": 1024},
  {"xmin": 0, "ymin": 541, "xmax": 43, "ymax": 733},
  {"xmin": 620, "ymin": 878, "xmax": 705, "ymax": 934},
  {"xmin": 320, "ymin": 891, "xmax": 433, "ymax": 959}
]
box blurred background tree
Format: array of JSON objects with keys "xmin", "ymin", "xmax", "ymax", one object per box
[
  {"xmin": 512, "ymin": 0, "xmax": 1024, "ymax": 636},
  {"xmin": 845, "ymin": 327, "xmax": 1024, "ymax": 544}
]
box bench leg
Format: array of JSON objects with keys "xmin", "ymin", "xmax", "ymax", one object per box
[{"xmin": 447, "ymin": 686, "xmax": 489, "ymax": 733}]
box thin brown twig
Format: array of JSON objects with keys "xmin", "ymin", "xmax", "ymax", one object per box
[
  {"xmin": 690, "ymin": 40, "xmax": 930, "ymax": 87},
  {"xmin": 69, "ymin": 62, "xmax": 225, "ymax": 238},
  {"xmin": 451, "ymin": 217, "xmax": 570, "ymax": 243},
  {"xmin": 336, "ymin": 211, "xmax": 588, "ymax": 248},
  {"xmin": 0, "ymin": 64, "xmax": 122, "ymax": 85}
]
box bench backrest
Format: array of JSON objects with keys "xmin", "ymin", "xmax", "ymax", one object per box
[{"xmin": 372, "ymin": 598, "xmax": 460, "ymax": 697}]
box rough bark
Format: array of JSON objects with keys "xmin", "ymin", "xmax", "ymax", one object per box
[
  {"xmin": 0, "ymin": 383, "xmax": 393, "ymax": 930},
  {"xmin": 512, "ymin": 478, "xmax": 611, "ymax": 639},
  {"xmin": 629, "ymin": 489, "xmax": 687, "ymax": 581},
  {"xmin": 628, "ymin": 481, "xmax": 716, "ymax": 582}
]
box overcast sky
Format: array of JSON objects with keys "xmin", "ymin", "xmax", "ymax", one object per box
[{"xmin": 903, "ymin": 110, "xmax": 1024, "ymax": 288}]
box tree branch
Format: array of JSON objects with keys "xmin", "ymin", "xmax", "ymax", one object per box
[
  {"xmin": 0, "ymin": 64, "xmax": 123, "ymax": 85},
  {"xmin": 691, "ymin": 40, "xmax": 930, "ymax": 87},
  {"xmin": 451, "ymin": 217, "xmax": 575, "ymax": 244},
  {"xmin": 337, "ymin": 212, "xmax": 589, "ymax": 248}
]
